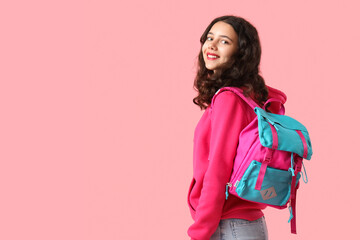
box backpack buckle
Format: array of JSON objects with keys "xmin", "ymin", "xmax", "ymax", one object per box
[
  {"xmin": 264, "ymin": 156, "xmax": 271, "ymax": 163},
  {"xmin": 263, "ymin": 148, "xmax": 274, "ymax": 163},
  {"xmin": 294, "ymin": 155, "xmax": 303, "ymax": 172}
]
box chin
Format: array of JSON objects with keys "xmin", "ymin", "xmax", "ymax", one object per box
[{"xmin": 205, "ymin": 64, "xmax": 216, "ymax": 71}]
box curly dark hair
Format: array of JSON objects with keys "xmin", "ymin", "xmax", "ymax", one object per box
[{"xmin": 193, "ymin": 15, "xmax": 269, "ymax": 110}]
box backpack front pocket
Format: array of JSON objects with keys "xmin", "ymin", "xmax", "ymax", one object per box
[{"xmin": 235, "ymin": 160, "xmax": 301, "ymax": 206}]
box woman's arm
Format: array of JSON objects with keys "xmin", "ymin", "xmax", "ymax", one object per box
[{"xmin": 187, "ymin": 91, "xmax": 251, "ymax": 240}]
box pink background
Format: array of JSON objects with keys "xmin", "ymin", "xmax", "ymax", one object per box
[{"xmin": 1, "ymin": 0, "xmax": 359, "ymax": 239}]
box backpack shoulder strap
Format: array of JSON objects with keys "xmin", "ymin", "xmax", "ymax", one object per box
[{"xmin": 210, "ymin": 86, "xmax": 260, "ymax": 110}]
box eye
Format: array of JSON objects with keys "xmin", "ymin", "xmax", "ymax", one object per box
[
  {"xmin": 221, "ymin": 40, "xmax": 229, "ymax": 44},
  {"xmin": 206, "ymin": 36, "xmax": 212, "ymax": 41}
]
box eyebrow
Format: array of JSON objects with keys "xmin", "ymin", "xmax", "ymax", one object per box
[{"xmin": 208, "ymin": 32, "xmax": 234, "ymax": 42}]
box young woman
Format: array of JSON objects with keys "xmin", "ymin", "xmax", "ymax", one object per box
[{"xmin": 187, "ymin": 15, "xmax": 287, "ymax": 240}]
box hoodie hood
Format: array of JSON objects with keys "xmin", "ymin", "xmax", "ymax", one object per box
[
  {"xmin": 265, "ymin": 85, "xmax": 287, "ymax": 114},
  {"xmin": 212, "ymin": 85, "xmax": 287, "ymax": 114}
]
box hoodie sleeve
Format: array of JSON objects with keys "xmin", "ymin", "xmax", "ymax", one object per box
[{"xmin": 187, "ymin": 91, "xmax": 251, "ymax": 240}]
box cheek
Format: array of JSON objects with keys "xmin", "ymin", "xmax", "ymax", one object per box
[
  {"xmin": 202, "ymin": 44, "xmax": 207, "ymax": 53},
  {"xmin": 224, "ymin": 49, "xmax": 234, "ymax": 57}
]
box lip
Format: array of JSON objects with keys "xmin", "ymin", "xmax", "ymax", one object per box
[{"xmin": 206, "ymin": 52, "xmax": 220, "ymax": 60}]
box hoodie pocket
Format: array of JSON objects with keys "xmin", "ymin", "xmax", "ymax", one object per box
[{"xmin": 187, "ymin": 178, "xmax": 196, "ymax": 211}]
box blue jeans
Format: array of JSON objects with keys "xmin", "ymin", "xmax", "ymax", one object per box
[{"xmin": 210, "ymin": 216, "xmax": 268, "ymax": 240}]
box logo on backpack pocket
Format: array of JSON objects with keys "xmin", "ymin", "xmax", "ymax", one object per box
[{"xmin": 260, "ymin": 186, "xmax": 277, "ymax": 200}]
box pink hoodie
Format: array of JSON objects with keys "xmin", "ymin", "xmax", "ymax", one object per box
[{"xmin": 187, "ymin": 85, "xmax": 287, "ymax": 240}]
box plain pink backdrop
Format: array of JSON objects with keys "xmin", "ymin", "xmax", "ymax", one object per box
[{"xmin": 1, "ymin": 0, "xmax": 359, "ymax": 239}]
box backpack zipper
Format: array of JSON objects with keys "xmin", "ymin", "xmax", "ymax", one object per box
[{"xmin": 228, "ymin": 140, "xmax": 259, "ymax": 191}]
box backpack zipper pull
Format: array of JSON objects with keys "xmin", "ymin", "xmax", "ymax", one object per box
[
  {"xmin": 288, "ymin": 204, "xmax": 294, "ymax": 223},
  {"xmin": 225, "ymin": 183, "xmax": 232, "ymax": 200},
  {"xmin": 288, "ymin": 153, "xmax": 295, "ymax": 176},
  {"xmin": 301, "ymin": 161, "xmax": 308, "ymax": 183}
]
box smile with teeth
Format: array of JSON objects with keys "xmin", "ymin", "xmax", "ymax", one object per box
[{"xmin": 207, "ymin": 53, "xmax": 219, "ymax": 59}]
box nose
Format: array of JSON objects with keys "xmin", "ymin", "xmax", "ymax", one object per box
[{"xmin": 208, "ymin": 41, "xmax": 216, "ymax": 50}]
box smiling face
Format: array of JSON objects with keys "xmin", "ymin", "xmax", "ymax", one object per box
[{"xmin": 202, "ymin": 21, "xmax": 239, "ymax": 73}]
